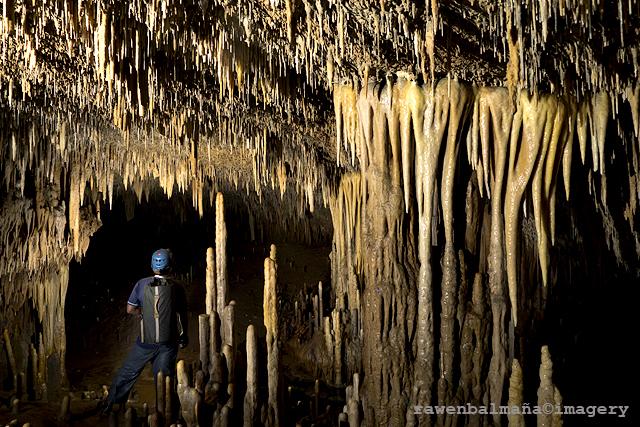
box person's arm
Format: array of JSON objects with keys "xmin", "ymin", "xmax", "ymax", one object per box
[
  {"xmin": 127, "ymin": 304, "xmax": 141, "ymax": 315},
  {"xmin": 127, "ymin": 281, "xmax": 143, "ymax": 316}
]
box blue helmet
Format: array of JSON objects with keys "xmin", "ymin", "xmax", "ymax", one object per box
[{"xmin": 151, "ymin": 249, "xmax": 172, "ymax": 273}]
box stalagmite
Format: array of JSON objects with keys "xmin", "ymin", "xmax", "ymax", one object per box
[
  {"xmin": 220, "ymin": 405, "xmax": 231, "ymax": 427},
  {"xmin": 244, "ymin": 325, "xmax": 259, "ymax": 427},
  {"xmin": 3, "ymin": 329, "xmax": 17, "ymax": 391},
  {"xmin": 508, "ymin": 359, "xmax": 524, "ymax": 427},
  {"xmin": 177, "ymin": 360, "xmax": 201, "ymax": 427},
  {"xmin": 537, "ymin": 346, "xmax": 561, "ymax": 427},
  {"xmin": 347, "ymin": 373, "xmax": 361, "ymax": 427},
  {"xmin": 318, "ymin": 281, "xmax": 323, "ymax": 331},
  {"xmin": 157, "ymin": 371, "xmax": 165, "ymax": 416},
  {"xmin": 165, "ymin": 376, "xmax": 173, "ymax": 423},
  {"xmin": 313, "ymin": 295, "xmax": 320, "ymax": 330},
  {"xmin": 206, "ymin": 247, "xmax": 216, "ymax": 316},
  {"xmin": 332, "ymin": 309, "xmax": 342, "ymax": 385},
  {"xmin": 210, "ymin": 352, "xmax": 225, "ymax": 385},
  {"xmin": 270, "ymin": 243, "xmax": 277, "ymax": 262},
  {"xmin": 226, "ymin": 382, "xmax": 235, "ymax": 409},
  {"xmin": 314, "ymin": 379, "xmax": 320, "ymax": 417},
  {"xmin": 210, "ymin": 310, "xmax": 221, "ymax": 365},
  {"xmin": 30, "ymin": 344, "xmax": 39, "ymax": 399},
  {"xmin": 216, "ymin": 193, "xmax": 227, "ymax": 318},
  {"xmin": 223, "ymin": 302, "xmax": 236, "ymax": 352},
  {"xmin": 125, "ymin": 407, "xmax": 135, "ymax": 427},
  {"xmin": 58, "ymin": 394, "xmax": 70, "ymax": 421},
  {"xmin": 264, "ymin": 255, "xmax": 280, "ymax": 427},
  {"xmin": 199, "ymin": 314, "xmax": 210, "ymax": 374},
  {"xmin": 459, "ymin": 273, "xmax": 489, "ymax": 406},
  {"xmin": 148, "ymin": 412, "xmax": 159, "ymax": 427},
  {"xmin": 553, "ymin": 387, "xmax": 563, "ymax": 427},
  {"xmin": 324, "ymin": 316, "xmax": 333, "ymax": 353},
  {"xmin": 222, "ymin": 343, "xmax": 234, "ymax": 384},
  {"xmin": 18, "ymin": 372, "xmax": 26, "ymax": 401}
]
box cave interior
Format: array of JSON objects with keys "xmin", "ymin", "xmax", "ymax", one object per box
[{"xmin": 0, "ymin": 0, "xmax": 639, "ymax": 426}]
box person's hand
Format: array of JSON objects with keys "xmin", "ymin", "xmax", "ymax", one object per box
[{"xmin": 178, "ymin": 334, "xmax": 189, "ymax": 349}]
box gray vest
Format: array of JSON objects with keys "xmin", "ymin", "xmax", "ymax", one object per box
[{"xmin": 140, "ymin": 277, "xmax": 178, "ymax": 344}]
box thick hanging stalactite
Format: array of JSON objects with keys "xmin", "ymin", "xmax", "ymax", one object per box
[
  {"xmin": 329, "ymin": 71, "xmax": 640, "ymax": 425},
  {"xmin": 357, "ymin": 79, "xmax": 419, "ymax": 426},
  {"xmin": 437, "ymin": 80, "xmax": 472, "ymax": 412}
]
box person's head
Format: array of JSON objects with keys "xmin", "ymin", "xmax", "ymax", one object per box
[{"xmin": 151, "ymin": 248, "xmax": 173, "ymax": 275}]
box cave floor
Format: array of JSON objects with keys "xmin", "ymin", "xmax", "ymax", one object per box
[{"xmin": 1, "ymin": 242, "xmax": 330, "ymax": 426}]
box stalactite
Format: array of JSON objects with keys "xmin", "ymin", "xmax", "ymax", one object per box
[
  {"xmin": 329, "ymin": 172, "xmax": 362, "ymax": 314},
  {"xmin": 414, "ymin": 79, "xmax": 450, "ymax": 418},
  {"xmin": 530, "ymin": 96, "xmax": 562, "ymax": 289},
  {"xmin": 474, "ymin": 87, "xmax": 515, "ymax": 422},
  {"xmin": 438, "ymin": 80, "xmax": 471, "ymax": 404},
  {"xmin": 561, "ymin": 100, "xmax": 577, "ymax": 202},
  {"xmin": 329, "ymin": 74, "xmax": 624, "ymax": 425},
  {"xmin": 589, "ymin": 92, "xmax": 610, "ymax": 174},
  {"xmin": 69, "ymin": 165, "xmax": 81, "ymax": 255},
  {"xmin": 356, "ymin": 78, "xmax": 418, "ymax": 425},
  {"xmin": 505, "ymin": 93, "xmax": 541, "ymax": 327}
]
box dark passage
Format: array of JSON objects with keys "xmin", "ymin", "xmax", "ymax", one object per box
[{"xmin": 62, "ymin": 186, "xmax": 332, "ymax": 425}]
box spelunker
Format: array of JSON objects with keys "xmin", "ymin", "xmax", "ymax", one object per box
[{"xmin": 100, "ymin": 248, "xmax": 188, "ymax": 415}]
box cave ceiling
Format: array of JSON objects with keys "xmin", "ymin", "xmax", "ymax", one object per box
[
  {"xmin": 0, "ymin": 0, "xmax": 639, "ymax": 275},
  {"xmin": 1, "ymin": 0, "xmax": 636, "ymax": 164}
]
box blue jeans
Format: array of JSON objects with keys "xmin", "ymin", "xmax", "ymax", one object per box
[{"xmin": 107, "ymin": 340, "xmax": 178, "ymax": 404}]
